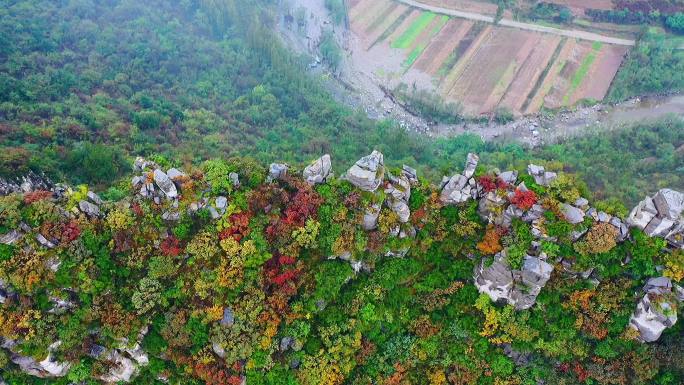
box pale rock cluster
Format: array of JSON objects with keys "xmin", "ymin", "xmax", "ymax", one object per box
[{"xmin": 629, "ymin": 277, "xmax": 681, "ymax": 342}]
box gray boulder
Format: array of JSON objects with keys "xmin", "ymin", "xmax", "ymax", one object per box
[
  {"xmin": 527, "ymin": 164, "xmax": 557, "ymax": 186},
  {"xmin": 474, "ymin": 253, "xmax": 554, "ymax": 310},
  {"xmin": 229, "ymin": 172, "xmax": 240, "ymax": 188},
  {"xmin": 561, "ymin": 204, "xmax": 585, "ymax": 224},
  {"xmin": 87, "ymin": 191, "xmax": 103, "ymax": 205},
  {"xmin": 653, "ymin": 189, "xmax": 684, "ymax": 220},
  {"xmin": 153, "ymin": 169, "xmax": 178, "ymax": 199},
  {"xmin": 497, "ymin": 170, "xmax": 518, "ymax": 185},
  {"xmin": 4, "ymin": 341, "xmax": 70, "ymax": 378},
  {"xmin": 630, "ymin": 277, "xmax": 678, "ymax": 342},
  {"xmin": 401, "ymin": 165, "xmax": 418, "ymax": 184},
  {"xmin": 0, "ymin": 230, "xmax": 22, "ymax": 245},
  {"xmin": 344, "ymin": 151, "xmax": 384, "ymax": 192},
  {"xmin": 440, "ymin": 174, "xmax": 471, "ymax": 204},
  {"xmin": 463, "ymin": 153, "xmax": 479, "ymax": 179},
  {"xmin": 36, "ymin": 233, "xmax": 57, "ymax": 249},
  {"xmin": 269, "ymin": 163, "xmax": 289, "ymax": 181},
  {"xmin": 79, "ymin": 200, "xmax": 100, "ymax": 217},
  {"xmin": 220, "ymin": 308, "xmax": 234, "ymax": 326},
  {"xmin": 362, "ymin": 203, "xmax": 382, "ymax": 230},
  {"xmin": 303, "ymin": 154, "xmax": 332, "ymax": 185},
  {"xmin": 627, "ymin": 197, "xmax": 658, "ymax": 229},
  {"xmin": 166, "ymin": 168, "xmax": 185, "ymax": 180}
]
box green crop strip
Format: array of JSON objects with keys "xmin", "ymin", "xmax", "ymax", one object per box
[
  {"xmin": 392, "ymin": 12, "xmax": 437, "ymax": 49},
  {"xmin": 403, "ymin": 15, "xmax": 449, "ymax": 69},
  {"xmin": 564, "ymin": 41, "xmax": 602, "ymax": 105}
]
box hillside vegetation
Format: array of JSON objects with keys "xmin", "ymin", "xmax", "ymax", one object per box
[{"xmin": 0, "ymin": 153, "xmax": 683, "ymax": 385}]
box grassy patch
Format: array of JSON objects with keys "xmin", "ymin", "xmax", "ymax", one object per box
[
  {"xmin": 392, "ymin": 12, "xmax": 436, "ymax": 49},
  {"xmin": 403, "ymin": 15, "xmax": 449, "ymax": 69},
  {"xmin": 563, "ymin": 41, "xmax": 602, "ymax": 105}
]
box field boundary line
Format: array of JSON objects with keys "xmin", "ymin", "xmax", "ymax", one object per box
[{"xmin": 394, "ymin": 0, "xmax": 636, "ymax": 46}]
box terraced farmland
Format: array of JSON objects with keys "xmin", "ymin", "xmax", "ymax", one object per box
[{"xmin": 348, "ymin": 0, "xmax": 629, "ymax": 116}]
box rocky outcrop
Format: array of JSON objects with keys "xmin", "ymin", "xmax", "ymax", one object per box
[
  {"xmin": 628, "ymin": 188, "xmax": 684, "ymax": 248},
  {"xmin": 385, "ymin": 172, "xmax": 411, "ymax": 223},
  {"xmin": 441, "ymin": 153, "xmax": 479, "ymax": 204},
  {"xmin": 2, "ymin": 340, "xmax": 70, "ymax": 378},
  {"xmin": 268, "ymin": 163, "xmax": 289, "ymax": 181},
  {"xmin": 0, "ymin": 172, "xmax": 53, "ymax": 196},
  {"xmin": 629, "ymin": 277, "xmax": 679, "ymax": 342},
  {"xmin": 474, "ymin": 252, "xmax": 554, "ymax": 310},
  {"xmin": 527, "ymin": 164, "xmax": 557, "ymax": 187},
  {"xmin": 561, "ymin": 203, "xmax": 585, "ymax": 224},
  {"xmin": 303, "ymin": 154, "xmax": 332, "ymax": 185},
  {"xmin": 153, "ymin": 169, "xmax": 178, "ymax": 199},
  {"xmin": 344, "ymin": 151, "xmax": 384, "ymax": 192}
]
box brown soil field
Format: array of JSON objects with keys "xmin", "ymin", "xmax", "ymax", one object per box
[
  {"xmin": 543, "ymin": 40, "xmax": 594, "ymax": 109},
  {"xmin": 351, "ymin": 0, "xmax": 393, "ymax": 32},
  {"xmin": 414, "ymin": 19, "xmax": 473, "ymax": 74},
  {"xmin": 362, "ymin": 2, "xmax": 401, "ymax": 34},
  {"xmin": 349, "ymin": 0, "xmax": 376, "ymax": 20},
  {"xmin": 440, "ymin": 25, "xmax": 493, "ymax": 95},
  {"xmin": 361, "ymin": 5, "xmax": 410, "ymax": 50},
  {"xmin": 571, "ymin": 44, "xmax": 628, "ymax": 104},
  {"xmin": 481, "ymin": 33, "xmax": 542, "ymax": 113},
  {"xmin": 346, "ymin": 1, "xmax": 630, "ymax": 116},
  {"xmin": 524, "ymin": 38, "xmax": 576, "ymax": 114},
  {"xmin": 448, "ymin": 28, "xmax": 536, "ymax": 114},
  {"xmin": 499, "ymin": 35, "xmax": 562, "ymax": 113}
]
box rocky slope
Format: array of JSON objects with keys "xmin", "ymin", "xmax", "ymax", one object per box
[{"xmin": 0, "ymin": 153, "xmax": 683, "ymax": 384}]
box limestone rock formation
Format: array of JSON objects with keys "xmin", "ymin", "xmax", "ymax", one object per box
[
  {"xmin": 527, "ymin": 164, "xmax": 557, "ymax": 186},
  {"xmin": 303, "ymin": 154, "xmax": 332, "ymax": 184},
  {"xmin": 153, "ymin": 169, "xmax": 178, "ymax": 199},
  {"xmin": 2, "ymin": 340, "xmax": 70, "ymax": 378},
  {"xmin": 344, "ymin": 151, "xmax": 384, "ymax": 192},
  {"xmin": 628, "ymin": 188, "xmax": 684, "ymax": 248},
  {"xmin": 268, "ymin": 163, "xmax": 289, "ymax": 181},
  {"xmin": 629, "ymin": 277, "xmax": 679, "ymax": 342},
  {"xmin": 474, "ymin": 252, "xmax": 554, "ymax": 310},
  {"xmin": 441, "ymin": 153, "xmax": 479, "ymax": 204}
]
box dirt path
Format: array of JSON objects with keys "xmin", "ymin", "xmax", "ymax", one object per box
[{"xmin": 395, "ymin": 0, "xmax": 636, "ymax": 46}]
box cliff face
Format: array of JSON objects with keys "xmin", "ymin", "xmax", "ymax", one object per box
[{"xmin": 0, "ymin": 153, "xmax": 683, "ymax": 384}]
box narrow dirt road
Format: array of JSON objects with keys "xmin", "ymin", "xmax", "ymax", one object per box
[{"xmin": 395, "ymin": 0, "xmax": 636, "ymax": 46}]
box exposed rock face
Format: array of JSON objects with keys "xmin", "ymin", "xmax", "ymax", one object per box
[
  {"xmin": 153, "ymin": 169, "xmax": 178, "ymax": 199},
  {"xmin": 78, "ymin": 200, "xmax": 100, "ymax": 217},
  {"xmin": 527, "ymin": 164, "xmax": 557, "ymax": 186},
  {"xmin": 0, "ymin": 172, "xmax": 53, "ymax": 196},
  {"xmin": 166, "ymin": 168, "xmax": 185, "ymax": 180},
  {"xmin": 463, "ymin": 153, "xmax": 479, "ymax": 179},
  {"xmin": 269, "ymin": 163, "xmax": 289, "ymax": 181},
  {"xmin": 441, "ymin": 153, "xmax": 480, "ymax": 205},
  {"xmin": 97, "ymin": 329, "xmax": 150, "ymax": 383},
  {"xmin": 385, "ymin": 172, "xmax": 411, "ymax": 223},
  {"xmin": 630, "ymin": 277, "xmax": 679, "ymax": 342},
  {"xmin": 561, "ymin": 203, "xmax": 585, "ymax": 224},
  {"xmin": 474, "ymin": 253, "xmax": 554, "ymax": 310},
  {"xmin": 628, "ymin": 188, "xmax": 684, "ymax": 248},
  {"xmin": 344, "ymin": 151, "xmax": 384, "ymax": 192},
  {"xmin": 653, "ymin": 189, "xmax": 684, "ymax": 220},
  {"xmin": 229, "ymin": 172, "xmax": 240, "ymax": 188},
  {"xmin": 2, "ymin": 340, "xmax": 70, "ymax": 378},
  {"xmin": 0, "ymin": 230, "xmax": 22, "ymax": 245},
  {"xmin": 303, "ymin": 154, "xmax": 332, "ymax": 185},
  {"xmin": 362, "ymin": 203, "xmax": 382, "ymax": 230}
]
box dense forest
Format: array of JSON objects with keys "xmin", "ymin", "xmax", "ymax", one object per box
[{"xmin": 0, "ymin": 153, "xmax": 682, "ymax": 385}]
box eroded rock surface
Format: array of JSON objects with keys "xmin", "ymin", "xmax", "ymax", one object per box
[
  {"xmin": 630, "ymin": 277, "xmax": 679, "ymax": 342},
  {"xmin": 303, "ymin": 154, "xmax": 332, "ymax": 184},
  {"xmin": 344, "ymin": 151, "xmax": 384, "ymax": 192}
]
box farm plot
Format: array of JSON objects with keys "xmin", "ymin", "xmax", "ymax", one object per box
[
  {"xmin": 348, "ymin": 0, "xmax": 629, "ymax": 116},
  {"xmin": 413, "ymin": 19, "xmax": 474, "ymax": 74},
  {"xmin": 445, "ymin": 28, "xmax": 541, "ymax": 115}
]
